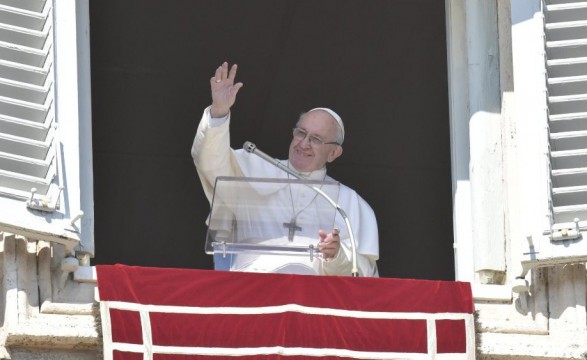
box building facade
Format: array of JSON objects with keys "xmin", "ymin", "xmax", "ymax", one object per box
[{"xmin": 0, "ymin": 0, "xmax": 586, "ymax": 359}]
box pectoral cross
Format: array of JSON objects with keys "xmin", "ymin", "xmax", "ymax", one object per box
[{"xmin": 283, "ymin": 218, "xmax": 302, "ymax": 242}]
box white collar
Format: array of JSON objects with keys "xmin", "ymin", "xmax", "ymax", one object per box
[{"xmin": 286, "ymin": 161, "xmax": 327, "ymax": 180}]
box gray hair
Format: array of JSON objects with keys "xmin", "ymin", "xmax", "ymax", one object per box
[{"xmin": 296, "ymin": 110, "xmax": 345, "ymax": 145}]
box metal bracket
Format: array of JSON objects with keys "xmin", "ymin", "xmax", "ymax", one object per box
[
  {"xmin": 59, "ymin": 256, "xmax": 80, "ymax": 289},
  {"xmin": 65, "ymin": 211, "xmax": 84, "ymax": 232},
  {"xmin": 26, "ymin": 186, "xmax": 64, "ymax": 212},
  {"xmin": 512, "ymin": 277, "xmax": 530, "ymax": 315},
  {"xmin": 549, "ymin": 218, "xmax": 581, "ymax": 242}
]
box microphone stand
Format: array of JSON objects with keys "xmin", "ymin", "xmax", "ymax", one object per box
[{"xmin": 244, "ymin": 141, "xmax": 360, "ymax": 277}]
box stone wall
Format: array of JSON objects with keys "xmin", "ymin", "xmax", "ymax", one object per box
[{"xmin": 0, "ymin": 233, "xmax": 99, "ymax": 359}]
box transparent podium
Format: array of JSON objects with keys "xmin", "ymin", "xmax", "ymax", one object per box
[{"xmin": 205, "ymin": 176, "xmax": 340, "ymax": 275}]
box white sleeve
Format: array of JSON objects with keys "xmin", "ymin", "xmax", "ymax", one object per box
[
  {"xmin": 320, "ymin": 244, "xmax": 379, "ymax": 277},
  {"xmin": 191, "ymin": 106, "xmax": 244, "ymax": 201},
  {"xmin": 319, "ymin": 187, "xmax": 379, "ymax": 277},
  {"xmin": 209, "ymin": 113, "xmax": 229, "ymax": 128}
]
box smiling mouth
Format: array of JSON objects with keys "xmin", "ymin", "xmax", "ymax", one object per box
[{"xmin": 294, "ymin": 148, "xmax": 313, "ymax": 157}]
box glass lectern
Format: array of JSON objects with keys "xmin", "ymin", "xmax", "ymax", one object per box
[{"xmin": 205, "ymin": 176, "xmax": 340, "ymax": 274}]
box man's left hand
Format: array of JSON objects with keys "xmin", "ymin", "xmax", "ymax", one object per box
[{"xmin": 318, "ymin": 228, "xmax": 341, "ymax": 260}]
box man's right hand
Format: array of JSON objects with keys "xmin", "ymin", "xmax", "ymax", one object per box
[{"xmin": 210, "ymin": 62, "xmax": 243, "ymax": 118}]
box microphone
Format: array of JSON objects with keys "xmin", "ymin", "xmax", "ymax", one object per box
[
  {"xmin": 242, "ymin": 141, "xmax": 360, "ymax": 276},
  {"xmin": 243, "ymin": 141, "xmax": 302, "ymax": 179}
]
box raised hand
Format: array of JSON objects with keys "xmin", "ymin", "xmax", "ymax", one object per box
[{"xmin": 210, "ymin": 62, "xmax": 244, "ymax": 118}]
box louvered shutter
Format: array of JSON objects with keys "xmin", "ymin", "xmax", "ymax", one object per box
[
  {"xmin": 548, "ymin": 0, "xmax": 587, "ymax": 220},
  {"xmin": 0, "ymin": 0, "xmax": 93, "ymax": 255},
  {"xmin": 522, "ymin": 0, "xmax": 587, "ymax": 268}
]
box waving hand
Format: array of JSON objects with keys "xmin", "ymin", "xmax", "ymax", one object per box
[{"xmin": 210, "ymin": 62, "xmax": 244, "ymax": 118}]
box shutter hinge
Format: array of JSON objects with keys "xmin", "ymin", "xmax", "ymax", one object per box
[
  {"xmin": 549, "ymin": 218, "xmax": 582, "ymax": 242},
  {"xmin": 26, "ymin": 186, "xmax": 63, "ymax": 212}
]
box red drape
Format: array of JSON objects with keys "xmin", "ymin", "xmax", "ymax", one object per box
[{"xmin": 97, "ymin": 265, "xmax": 474, "ymax": 359}]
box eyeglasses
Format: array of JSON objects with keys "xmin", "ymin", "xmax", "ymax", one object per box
[{"xmin": 292, "ymin": 128, "xmax": 340, "ymax": 146}]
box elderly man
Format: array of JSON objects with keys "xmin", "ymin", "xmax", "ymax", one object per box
[{"xmin": 192, "ymin": 62, "xmax": 379, "ymax": 276}]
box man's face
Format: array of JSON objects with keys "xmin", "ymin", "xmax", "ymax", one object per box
[{"xmin": 288, "ymin": 110, "xmax": 343, "ymax": 173}]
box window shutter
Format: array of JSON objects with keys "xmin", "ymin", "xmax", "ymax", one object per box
[
  {"xmin": 548, "ymin": 1, "xmax": 587, "ymax": 220},
  {"xmin": 0, "ymin": 0, "xmax": 93, "ymax": 255},
  {"xmin": 522, "ymin": 0, "xmax": 587, "ymax": 270}
]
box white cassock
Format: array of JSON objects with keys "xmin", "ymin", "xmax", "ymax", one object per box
[{"xmin": 192, "ymin": 106, "xmax": 379, "ymax": 277}]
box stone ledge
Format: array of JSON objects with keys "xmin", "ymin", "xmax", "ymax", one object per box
[
  {"xmin": 3, "ymin": 323, "xmax": 100, "ymax": 350},
  {"xmin": 478, "ymin": 332, "xmax": 587, "ymax": 359}
]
